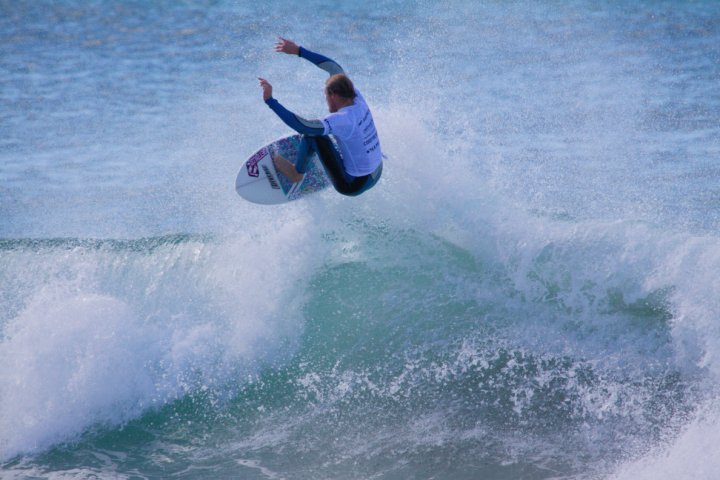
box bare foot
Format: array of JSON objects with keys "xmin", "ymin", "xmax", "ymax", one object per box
[{"xmin": 272, "ymin": 154, "xmax": 304, "ymax": 183}]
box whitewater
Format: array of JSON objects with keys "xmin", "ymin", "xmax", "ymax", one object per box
[{"xmin": 2, "ymin": 1, "xmax": 720, "ymax": 479}]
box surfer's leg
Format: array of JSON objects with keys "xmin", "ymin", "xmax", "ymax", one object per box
[
  {"xmin": 352, "ymin": 162, "xmax": 383, "ymax": 196},
  {"xmin": 271, "ymin": 136, "xmax": 315, "ymax": 183},
  {"xmin": 272, "ymin": 154, "xmax": 303, "ymax": 183},
  {"xmin": 314, "ymin": 136, "xmax": 351, "ymax": 189},
  {"xmin": 315, "ymin": 136, "xmax": 381, "ymax": 196},
  {"xmin": 293, "ymin": 135, "xmax": 316, "ymax": 174}
]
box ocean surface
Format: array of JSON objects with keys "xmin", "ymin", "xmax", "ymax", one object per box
[{"xmin": 2, "ymin": 1, "xmax": 720, "ymax": 478}]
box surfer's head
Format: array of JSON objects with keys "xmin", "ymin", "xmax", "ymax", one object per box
[{"xmin": 325, "ymin": 74, "xmax": 356, "ymax": 112}]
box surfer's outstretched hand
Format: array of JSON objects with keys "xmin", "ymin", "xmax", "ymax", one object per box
[
  {"xmin": 274, "ymin": 37, "xmax": 299, "ymax": 56},
  {"xmin": 258, "ymin": 77, "xmax": 272, "ymax": 101}
]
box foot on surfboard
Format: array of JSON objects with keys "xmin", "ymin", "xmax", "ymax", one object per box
[{"xmin": 272, "ymin": 153, "xmax": 304, "ymax": 183}]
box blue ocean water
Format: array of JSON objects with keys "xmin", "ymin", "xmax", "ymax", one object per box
[{"xmin": 2, "ymin": 1, "xmax": 720, "ymax": 478}]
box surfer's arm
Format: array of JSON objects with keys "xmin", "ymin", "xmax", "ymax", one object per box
[
  {"xmin": 264, "ymin": 97, "xmax": 325, "ymax": 136},
  {"xmin": 259, "ymin": 77, "xmax": 326, "ymax": 135},
  {"xmin": 297, "ymin": 46, "xmax": 344, "ymax": 76},
  {"xmin": 275, "ymin": 37, "xmax": 344, "ymax": 76}
]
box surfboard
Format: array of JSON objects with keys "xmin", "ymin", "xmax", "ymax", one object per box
[{"xmin": 235, "ymin": 134, "xmax": 330, "ymax": 205}]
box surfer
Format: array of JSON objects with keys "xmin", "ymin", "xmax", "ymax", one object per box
[{"xmin": 258, "ymin": 37, "xmax": 383, "ymax": 196}]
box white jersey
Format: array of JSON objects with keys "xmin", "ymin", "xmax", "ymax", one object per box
[{"xmin": 321, "ymin": 89, "xmax": 383, "ymax": 177}]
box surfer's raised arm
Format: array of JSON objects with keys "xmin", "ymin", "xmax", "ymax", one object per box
[
  {"xmin": 258, "ymin": 77, "xmax": 325, "ymax": 136},
  {"xmin": 274, "ymin": 37, "xmax": 344, "ymax": 76}
]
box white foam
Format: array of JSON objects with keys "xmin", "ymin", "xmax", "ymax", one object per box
[
  {"xmin": 610, "ymin": 402, "xmax": 720, "ymax": 480},
  {"xmin": 0, "ymin": 291, "xmax": 158, "ymax": 459},
  {"xmin": 0, "ymin": 216, "xmax": 320, "ymax": 461}
]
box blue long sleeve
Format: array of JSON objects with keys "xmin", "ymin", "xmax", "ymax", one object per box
[
  {"xmin": 298, "ymin": 46, "xmax": 344, "ymax": 76},
  {"xmin": 265, "ymin": 97, "xmax": 325, "ymax": 136}
]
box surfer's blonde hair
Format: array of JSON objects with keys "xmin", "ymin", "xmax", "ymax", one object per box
[{"xmin": 325, "ymin": 74, "xmax": 356, "ymax": 100}]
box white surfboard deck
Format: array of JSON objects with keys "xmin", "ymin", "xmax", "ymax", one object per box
[{"xmin": 236, "ymin": 134, "xmax": 330, "ymax": 205}]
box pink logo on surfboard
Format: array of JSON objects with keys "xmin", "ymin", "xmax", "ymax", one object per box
[{"xmin": 246, "ymin": 148, "xmax": 267, "ymax": 177}]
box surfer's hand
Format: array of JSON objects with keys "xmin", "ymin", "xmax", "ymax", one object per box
[
  {"xmin": 274, "ymin": 37, "xmax": 299, "ymax": 56},
  {"xmin": 258, "ymin": 77, "xmax": 272, "ymax": 101}
]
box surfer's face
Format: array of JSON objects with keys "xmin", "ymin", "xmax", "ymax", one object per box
[
  {"xmin": 325, "ymin": 89, "xmax": 353, "ymax": 113},
  {"xmin": 325, "ymin": 89, "xmax": 339, "ymax": 113}
]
